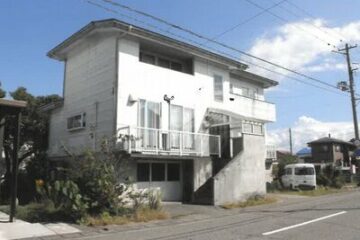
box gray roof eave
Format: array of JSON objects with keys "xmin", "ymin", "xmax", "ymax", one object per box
[{"xmin": 47, "ymin": 19, "xmax": 249, "ymax": 71}]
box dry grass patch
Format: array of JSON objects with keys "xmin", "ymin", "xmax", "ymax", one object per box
[
  {"xmin": 84, "ymin": 208, "xmax": 169, "ymax": 226},
  {"xmin": 222, "ymin": 196, "xmax": 277, "ymax": 209},
  {"xmin": 280, "ymin": 186, "xmax": 350, "ymax": 197}
]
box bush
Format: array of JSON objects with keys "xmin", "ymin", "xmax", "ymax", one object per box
[
  {"xmin": 266, "ymin": 180, "xmax": 282, "ymax": 192},
  {"xmin": 36, "ymin": 180, "xmax": 88, "ymax": 221}
]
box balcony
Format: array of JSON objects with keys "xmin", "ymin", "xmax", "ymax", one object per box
[
  {"xmin": 221, "ymin": 93, "xmax": 276, "ymax": 122},
  {"xmin": 117, "ymin": 126, "xmax": 221, "ymax": 157}
]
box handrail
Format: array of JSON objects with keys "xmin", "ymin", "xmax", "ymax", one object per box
[{"xmin": 116, "ymin": 125, "xmax": 221, "ymax": 157}]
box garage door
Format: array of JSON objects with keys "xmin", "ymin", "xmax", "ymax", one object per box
[{"xmin": 136, "ymin": 161, "xmax": 182, "ymax": 201}]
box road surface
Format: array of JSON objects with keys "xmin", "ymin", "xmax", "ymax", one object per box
[{"xmin": 42, "ymin": 190, "xmax": 360, "ymax": 240}]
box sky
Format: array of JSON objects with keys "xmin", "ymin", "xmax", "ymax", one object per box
[{"xmin": 2, "ymin": 0, "xmax": 360, "ymax": 152}]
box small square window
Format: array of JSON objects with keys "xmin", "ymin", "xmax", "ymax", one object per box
[
  {"xmin": 151, "ymin": 163, "xmax": 165, "ymax": 181},
  {"xmin": 137, "ymin": 163, "xmax": 150, "ymax": 181},
  {"xmin": 167, "ymin": 163, "xmax": 180, "ymax": 181}
]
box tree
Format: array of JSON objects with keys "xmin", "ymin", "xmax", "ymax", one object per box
[
  {"xmin": 0, "ymin": 82, "xmax": 5, "ymax": 98},
  {"xmin": 1, "ymin": 87, "xmax": 62, "ymax": 202}
]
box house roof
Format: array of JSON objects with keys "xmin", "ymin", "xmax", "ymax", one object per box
[
  {"xmin": 0, "ymin": 99, "xmax": 27, "ymax": 115},
  {"xmin": 296, "ymin": 147, "xmax": 312, "ymax": 157},
  {"xmin": 307, "ymin": 137, "xmax": 355, "ymax": 146},
  {"xmin": 47, "ymin": 19, "xmax": 278, "ymax": 88}
]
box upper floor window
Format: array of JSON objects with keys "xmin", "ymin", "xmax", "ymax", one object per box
[
  {"xmin": 242, "ymin": 121, "xmax": 263, "ymax": 135},
  {"xmin": 67, "ymin": 113, "xmax": 86, "ymax": 131},
  {"xmin": 230, "ymin": 83, "xmax": 260, "ymax": 100},
  {"xmin": 214, "ymin": 75, "xmax": 223, "ymax": 102},
  {"xmin": 139, "ymin": 51, "xmax": 189, "ymax": 73}
]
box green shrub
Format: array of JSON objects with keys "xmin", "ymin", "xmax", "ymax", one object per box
[
  {"xmin": 36, "ymin": 180, "xmax": 88, "ymax": 221},
  {"xmin": 266, "ymin": 180, "xmax": 282, "ymax": 192},
  {"xmin": 147, "ymin": 189, "xmax": 162, "ymax": 210}
]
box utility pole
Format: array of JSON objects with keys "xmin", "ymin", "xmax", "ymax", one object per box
[
  {"xmin": 289, "ymin": 128, "xmax": 293, "ymax": 155},
  {"xmin": 335, "ymin": 44, "xmax": 359, "ymax": 140}
]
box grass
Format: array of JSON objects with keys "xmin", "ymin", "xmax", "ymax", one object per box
[
  {"xmin": 222, "ymin": 196, "xmax": 277, "ymax": 209},
  {"xmin": 276, "ymin": 185, "xmax": 356, "ymax": 197},
  {"xmin": 83, "ymin": 208, "xmax": 169, "ymax": 226}
]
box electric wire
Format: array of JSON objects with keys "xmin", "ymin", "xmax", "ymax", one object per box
[
  {"xmin": 244, "ymin": 0, "xmax": 338, "ymax": 48},
  {"xmin": 85, "ymin": 0, "xmax": 350, "ymax": 97}
]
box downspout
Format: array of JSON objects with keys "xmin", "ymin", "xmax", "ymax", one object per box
[{"xmin": 113, "ymin": 30, "xmax": 130, "ymax": 140}]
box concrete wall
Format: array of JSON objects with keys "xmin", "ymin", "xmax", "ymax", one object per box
[
  {"xmin": 213, "ymin": 134, "xmax": 266, "ymax": 205},
  {"xmin": 193, "ymin": 157, "xmax": 213, "ymax": 191},
  {"xmin": 48, "ymin": 34, "xmax": 117, "ymax": 157}
]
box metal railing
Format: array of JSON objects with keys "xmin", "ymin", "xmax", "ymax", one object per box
[{"xmin": 117, "ymin": 126, "xmax": 221, "ymax": 157}]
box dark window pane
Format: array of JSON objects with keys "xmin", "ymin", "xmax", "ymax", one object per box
[
  {"xmin": 167, "ymin": 163, "xmax": 180, "ymax": 181},
  {"xmin": 137, "ymin": 163, "xmax": 150, "ymax": 181},
  {"xmin": 140, "ymin": 52, "xmax": 156, "ymax": 65},
  {"xmin": 295, "ymin": 167, "xmax": 314, "ymax": 175},
  {"xmin": 151, "ymin": 163, "xmax": 165, "ymax": 181},
  {"xmin": 171, "ymin": 62, "xmax": 183, "ymax": 72},
  {"xmin": 158, "ymin": 58, "xmax": 171, "ymax": 68}
]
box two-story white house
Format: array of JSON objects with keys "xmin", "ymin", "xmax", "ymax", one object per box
[{"xmin": 45, "ymin": 19, "xmax": 277, "ymax": 205}]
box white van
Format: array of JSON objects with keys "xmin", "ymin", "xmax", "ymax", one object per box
[{"xmin": 281, "ymin": 163, "xmax": 316, "ymax": 190}]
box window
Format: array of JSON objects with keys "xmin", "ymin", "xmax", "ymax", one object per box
[
  {"xmin": 242, "ymin": 121, "xmax": 264, "ymax": 135},
  {"xmin": 295, "ymin": 167, "xmax": 315, "ymax": 175},
  {"xmin": 253, "ymin": 124, "xmax": 263, "ymax": 135},
  {"xmin": 321, "ymin": 145, "xmax": 329, "ymax": 152},
  {"xmin": 137, "ymin": 163, "xmax": 150, "ymax": 181},
  {"xmin": 138, "ymin": 100, "xmax": 161, "ymax": 148},
  {"xmin": 158, "ymin": 58, "xmax": 171, "ymax": 68},
  {"xmin": 285, "ymin": 168, "xmax": 292, "ymax": 175},
  {"xmin": 167, "ymin": 163, "xmax": 180, "ymax": 181},
  {"xmin": 139, "ymin": 52, "xmax": 156, "ymax": 65},
  {"xmin": 139, "ymin": 51, "xmax": 186, "ymax": 74},
  {"xmin": 171, "ymin": 62, "xmax": 183, "ymax": 72},
  {"xmin": 242, "ymin": 123, "xmax": 252, "ymax": 133},
  {"xmin": 170, "ymin": 105, "xmax": 195, "ymax": 149},
  {"xmin": 151, "ymin": 163, "xmax": 166, "ymax": 181},
  {"xmin": 67, "ymin": 113, "xmax": 86, "ymax": 130},
  {"xmin": 214, "ymin": 75, "xmax": 223, "ymax": 102},
  {"xmin": 137, "ymin": 162, "xmax": 180, "ymax": 182},
  {"xmin": 335, "ymin": 145, "xmax": 341, "ymax": 152}
]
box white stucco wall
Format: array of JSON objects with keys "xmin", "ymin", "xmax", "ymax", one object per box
[
  {"xmin": 193, "ymin": 157, "xmax": 213, "ymax": 191},
  {"xmin": 213, "ymin": 134, "xmax": 266, "ymax": 205},
  {"xmin": 48, "ymin": 34, "xmax": 117, "ymax": 156},
  {"xmin": 116, "ymin": 37, "xmax": 275, "ymax": 131}
]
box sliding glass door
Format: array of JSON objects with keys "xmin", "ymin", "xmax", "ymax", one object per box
[
  {"xmin": 170, "ymin": 105, "xmax": 195, "ymax": 150},
  {"xmin": 138, "ymin": 100, "xmax": 160, "ymax": 149}
]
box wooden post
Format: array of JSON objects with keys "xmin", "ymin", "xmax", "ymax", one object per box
[{"xmin": 9, "ymin": 112, "xmax": 21, "ymax": 222}]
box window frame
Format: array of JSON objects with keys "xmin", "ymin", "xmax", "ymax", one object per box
[
  {"xmin": 67, "ymin": 112, "xmax": 86, "ymax": 131},
  {"xmin": 213, "ymin": 74, "xmax": 224, "ymax": 102},
  {"xmin": 139, "ymin": 50, "xmax": 185, "ymax": 73}
]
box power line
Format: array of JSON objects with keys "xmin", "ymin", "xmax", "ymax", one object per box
[
  {"xmin": 244, "ymin": 0, "xmax": 338, "ymax": 49},
  {"xmin": 99, "ymin": 0, "xmax": 344, "ymax": 92},
  {"xmin": 86, "ymin": 0, "xmax": 349, "ymax": 97},
  {"xmin": 269, "ymin": 0, "xmax": 343, "ymax": 44},
  {"xmin": 284, "ymin": 0, "xmax": 346, "ymax": 42},
  {"xmin": 200, "ymin": 0, "xmax": 288, "ymax": 45}
]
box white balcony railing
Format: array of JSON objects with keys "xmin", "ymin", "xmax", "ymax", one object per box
[
  {"xmin": 117, "ymin": 126, "xmax": 221, "ymax": 157},
  {"xmin": 266, "ymin": 145, "xmax": 277, "ymax": 160}
]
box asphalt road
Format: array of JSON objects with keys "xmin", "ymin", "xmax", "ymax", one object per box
[{"xmin": 73, "ymin": 190, "xmax": 360, "ymax": 240}]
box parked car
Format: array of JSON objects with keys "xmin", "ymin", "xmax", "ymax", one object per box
[{"xmin": 281, "ymin": 163, "xmax": 316, "ymax": 190}]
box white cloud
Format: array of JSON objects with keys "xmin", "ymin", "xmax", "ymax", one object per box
[
  {"xmin": 266, "ymin": 116, "xmax": 355, "ymax": 152},
  {"xmin": 246, "ymin": 19, "xmax": 360, "ymax": 80}
]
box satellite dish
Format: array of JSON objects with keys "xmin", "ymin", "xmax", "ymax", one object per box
[{"xmin": 354, "ymin": 139, "xmax": 360, "ymax": 147}]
